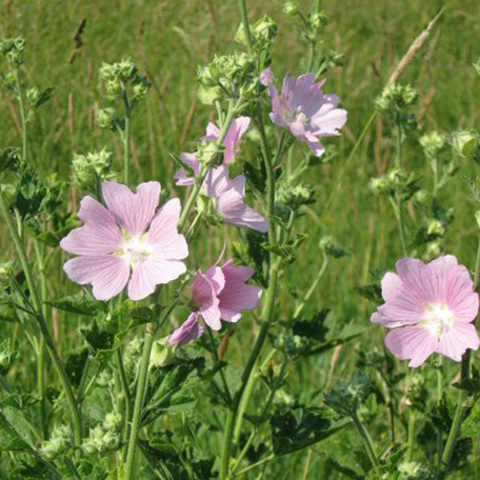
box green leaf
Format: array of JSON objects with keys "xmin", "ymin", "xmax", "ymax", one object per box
[
  {"xmin": 270, "ymin": 405, "xmax": 348, "ymax": 455},
  {"xmin": 355, "ymin": 284, "xmax": 382, "ymax": 304},
  {"xmin": 49, "ymin": 294, "xmax": 106, "ymax": 316},
  {"xmin": 0, "ymin": 403, "xmax": 36, "ymax": 451}
]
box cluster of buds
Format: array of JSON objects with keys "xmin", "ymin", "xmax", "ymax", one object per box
[
  {"xmin": 369, "ymin": 168, "xmax": 420, "ymax": 202},
  {"xmin": 82, "ymin": 412, "xmax": 122, "ymax": 455},
  {"xmin": 277, "ymin": 182, "xmax": 316, "ymax": 211},
  {"xmin": 396, "ymin": 462, "xmax": 434, "ymax": 480},
  {"xmin": 324, "ymin": 371, "xmax": 373, "ymax": 417},
  {"xmin": 375, "ymin": 84, "xmax": 419, "ymax": 132},
  {"xmin": 40, "ymin": 425, "xmax": 71, "ymax": 460},
  {"xmin": 72, "ymin": 148, "xmax": 115, "ymax": 192},
  {"xmin": 98, "ymin": 58, "xmax": 150, "ymax": 129},
  {"xmin": 270, "ymin": 332, "xmax": 309, "ymax": 358},
  {"xmin": 0, "ymin": 37, "xmax": 25, "ymax": 66},
  {"xmin": 404, "ymin": 373, "xmax": 426, "ymax": 410},
  {"xmin": 319, "ymin": 235, "xmax": 346, "ymax": 258},
  {"xmin": 197, "ymin": 52, "xmax": 257, "ymax": 105}
]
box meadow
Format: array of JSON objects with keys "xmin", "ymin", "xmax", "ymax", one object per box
[{"xmin": 1, "ymin": 0, "xmax": 480, "ymax": 478}]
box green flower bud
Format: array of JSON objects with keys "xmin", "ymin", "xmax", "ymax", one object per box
[
  {"xmin": 96, "ymin": 369, "xmax": 113, "ymax": 388},
  {"xmin": 117, "ymin": 58, "xmax": 138, "ymax": 82},
  {"xmin": 150, "ymin": 340, "xmax": 174, "ymax": 367},
  {"xmin": 98, "ymin": 107, "xmax": 117, "ymax": 130},
  {"xmin": 413, "ymin": 189, "xmax": 429, "ymax": 206},
  {"xmin": 397, "ymin": 461, "xmax": 434, "ymax": 480},
  {"xmin": 1, "ymin": 71, "xmax": 16, "ymax": 91},
  {"xmin": 103, "ymin": 412, "xmax": 122, "ymax": 431},
  {"xmin": 132, "ymin": 76, "xmax": 151, "ymax": 101},
  {"xmin": 283, "ymin": 1, "xmax": 300, "ymax": 17},
  {"xmin": 325, "ymin": 371, "xmax": 372, "ymax": 417},
  {"xmin": 253, "ymin": 15, "xmax": 278, "ymax": 43},
  {"xmin": 197, "ymin": 141, "xmax": 222, "ymax": 166},
  {"xmin": 452, "ymin": 129, "xmax": 478, "ymax": 158},
  {"xmin": 319, "ymin": 235, "xmax": 346, "ymax": 258},
  {"xmin": 278, "ymin": 182, "xmax": 316, "ymax": 210},
  {"xmin": 419, "ymin": 131, "xmax": 445, "ymax": 159},
  {"xmin": 0, "ymin": 262, "xmax": 14, "ymax": 289},
  {"xmin": 0, "ymin": 339, "xmax": 15, "ymax": 376},
  {"xmin": 427, "ymin": 219, "xmax": 445, "ymax": 237},
  {"xmin": 309, "ymin": 11, "xmax": 328, "ymax": 30}
]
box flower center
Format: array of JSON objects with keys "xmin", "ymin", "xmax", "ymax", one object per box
[
  {"xmin": 285, "ymin": 108, "xmax": 309, "ymax": 125},
  {"xmin": 121, "ymin": 235, "xmax": 153, "ymax": 267},
  {"xmin": 420, "ymin": 303, "xmax": 455, "ymax": 339}
]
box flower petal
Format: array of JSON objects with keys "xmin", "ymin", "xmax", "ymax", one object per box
[
  {"xmin": 147, "ymin": 198, "xmax": 188, "ymax": 260},
  {"xmin": 63, "ymin": 255, "xmax": 130, "ymax": 301},
  {"xmin": 60, "ymin": 196, "xmax": 123, "ymax": 255},
  {"xmin": 192, "ymin": 270, "xmax": 222, "ymax": 330},
  {"xmin": 385, "ymin": 326, "xmax": 438, "ymax": 368},
  {"xmin": 436, "ymin": 323, "xmax": 480, "ymax": 362},
  {"xmin": 128, "ymin": 257, "xmax": 186, "ymax": 301},
  {"xmin": 102, "ymin": 181, "xmax": 161, "ymax": 236}
]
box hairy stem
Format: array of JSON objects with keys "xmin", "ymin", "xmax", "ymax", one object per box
[
  {"xmin": 122, "ymin": 85, "xmax": 132, "ymax": 185},
  {"xmin": 124, "ymin": 322, "xmax": 156, "ymax": 479}
]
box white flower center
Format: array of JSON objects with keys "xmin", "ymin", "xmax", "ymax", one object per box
[
  {"xmin": 285, "ymin": 108, "xmax": 309, "ymax": 125},
  {"xmin": 420, "ymin": 303, "xmax": 455, "ymax": 339},
  {"xmin": 121, "ymin": 235, "xmax": 153, "ymax": 266}
]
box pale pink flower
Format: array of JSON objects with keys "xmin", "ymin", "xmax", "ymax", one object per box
[
  {"xmin": 372, "ymin": 256, "xmax": 480, "ymax": 367},
  {"xmin": 260, "ymin": 67, "xmax": 347, "ymax": 157},
  {"xmin": 174, "ymin": 117, "xmax": 251, "ymax": 186},
  {"xmin": 204, "ymin": 166, "xmax": 269, "ymax": 233},
  {"xmin": 168, "ymin": 312, "xmax": 204, "ymax": 346},
  {"xmin": 61, "ymin": 181, "xmax": 188, "ymax": 302},
  {"xmin": 169, "ymin": 258, "xmax": 262, "ymax": 344}
]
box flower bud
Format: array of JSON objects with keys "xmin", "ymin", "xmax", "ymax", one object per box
[
  {"xmin": 319, "ymin": 235, "xmax": 346, "ymax": 258},
  {"xmin": 253, "ymin": 15, "xmax": 278, "ymax": 43},
  {"xmin": 197, "ymin": 141, "xmax": 222, "ymax": 166},
  {"xmin": 73, "ymin": 148, "xmax": 114, "ymax": 191},
  {"xmin": 40, "ymin": 425, "xmax": 71, "ymax": 460},
  {"xmin": 419, "ymin": 131, "xmax": 445, "ymax": 159},
  {"xmin": 278, "ymin": 182, "xmax": 315, "ymax": 210},
  {"xmin": 452, "ymin": 129, "xmax": 478, "ymax": 158},
  {"xmin": 309, "ymin": 11, "xmax": 328, "ymax": 30},
  {"xmin": 375, "ymin": 84, "xmax": 418, "ymax": 113},
  {"xmin": 0, "ymin": 339, "xmax": 15, "ymax": 375},
  {"xmin": 98, "ymin": 107, "xmax": 117, "ymax": 130},
  {"xmin": 283, "ymin": 1, "xmax": 300, "ymax": 17}
]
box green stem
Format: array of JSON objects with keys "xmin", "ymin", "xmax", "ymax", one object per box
[
  {"xmin": 122, "ymin": 85, "xmax": 132, "ymax": 185},
  {"xmin": 116, "ymin": 348, "xmax": 132, "ymax": 460},
  {"xmin": 406, "ymin": 411, "xmax": 416, "ymax": 461},
  {"xmin": 220, "ymin": 110, "xmax": 284, "ymax": 479},
  {"xmin": 352, "ymin": 411, "xmax": 379, "ymax": 472},
  {"xmin": 124, "ymin": 322, "xmax": 156, "ymax": 480},
  {"xmin": 33, "ymin": 240, "xmax": 47, "ymax": 438},
  {"xmin": 178, "ymin": 99, "xmax": 236, "ymax": 230},
  {"xmin": 0, "ymin": 188, "xmax": 82, "ymax": 447},
  {"xmin": 205, "ymin": 326, "xmax": 231, "ymax": 402},
  {"xmin": 238, "ymin": 0, "xmax": 253, "ymax": 54},
  {"xmin": 436, "ymin": 357, "xmax": 444, "ymax": 472},
  {"xmin": 14, "ymin": 70, "xmax": 28, "ymax": 160},
  {"xmin": 388, "ymin": 196, "xmax": 408, "ymax": 257},
  {"xmin": 441, "ymin": 235, "xmax": 480, "ymax": 471},
  {"xmin": 293, "ymin": 252, "xmax": 328, "ymax": 319}
]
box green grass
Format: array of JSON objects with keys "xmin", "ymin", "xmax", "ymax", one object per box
[{"xmin": 2, "ymin": 0, "xmax": 480, "ymax": 478}]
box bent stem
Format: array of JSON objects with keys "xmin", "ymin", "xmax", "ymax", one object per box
[{"xmin": 0, "ymin": 188, "xmax": 82, "ymax": 447}]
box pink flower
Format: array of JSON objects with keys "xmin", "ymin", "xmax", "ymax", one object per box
[
  {"xmin": 174, "ymin": 117, "xmax": 251, "ymax": 186},
  {"xmin": 169, "ymin": 258, "xmax": 262, "ymax": 344},
  {"xmin": 260, "ymin": 67, "xmax": 347, "ymax": 157},
  {"xmin": 204, "ymin": 166, "xmax": 269, "ymax": 233},
  {"xmin": 60, "ymin": 181, "xmax": 188, "ymax": 302},
  {"xmin": 168, "ymin": 312, "xmax": 204, "ymax": 346},
  {"xmin": 372, "ymin": 256, "xmax": 480, "ymax": 367}
]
